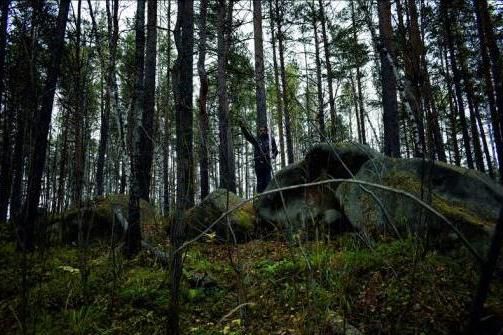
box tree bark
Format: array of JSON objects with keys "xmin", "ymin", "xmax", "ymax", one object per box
[
  {"xmin": 125, "ymin": 0, "xmax": 145, "ymax": 258},
  {"xmin": 0, "ymin": 0, "xmax": 10, "ymax": 222},
  {"xmin": 312, "ymin": 3, "xmax": 325, "ymax": 139},
  {"xmin": 441, "ymin": 0, "xmax": 474, "ymax": 169},
  {"xmin": 253, "ymin": 0, "xmax": 267, "ymax": 131},
  {"xmin": 318, "ymin": 0, "xmax": 337, "ymax": 140},
  {"xmin": 440, "ymin": 42, "xmax": 461, "ymax": 166},
  {"xmin": 476, "ymin": 0, "xmax": 503, "ymax": 146},
  {"xmin": 473, "ymin": 0, "xmax": 503, "ymax": 182},
  {"xmin": 217, "ymin": 0, "xmax": 236, "ymax": 192},
  {"xmin": 198, "ymin": 0, "xmax": 209, "ymax": 200},
  {"xmin": 138, "ymin": 0, "xmax": 157, "ymax": 201},
  {"xmin": 276, "ymin": 0, "xmax": 294, "ymax": 164},
  {"xmin": 268, "ymin": 0, "xmax": 285, "ymax": 168},
  {"xmin": 18, "ymin": 0, "xmax": 71, "ymax": 250},
  {"xmin": 377, "ymin": 0, "xmax": 400, "ymax": 157},
  {"xmin": 170, "ymin": 0, "xmax": 194, "ymax": 333},
  {"xmin": 163, "ymin": 0, "xmax": 172, "ymax": 214}
]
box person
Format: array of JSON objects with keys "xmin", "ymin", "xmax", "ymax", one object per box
[{"xmin": 239, "ymin": 122, "xmax": 279, "ymax": 193}]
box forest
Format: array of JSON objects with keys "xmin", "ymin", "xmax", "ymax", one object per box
[{"xmin": 1, "ymin": 0, "xmax": 503, "ymax": 334}]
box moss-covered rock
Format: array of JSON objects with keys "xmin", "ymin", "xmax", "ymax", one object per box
[
  {"xmin": 256, "ymin": 142, "xmax": 379, "ymax": 237},
  {"xmin": 50, "ymin": 194, "xmax": 157, "ymax": 243},
  {"xmin": 185, "ymin": 189, "xmax": 255, "ymax": 242},
  {"xmin": 336, "ymin": 157, "xmax": 503, "ymax": 241}
]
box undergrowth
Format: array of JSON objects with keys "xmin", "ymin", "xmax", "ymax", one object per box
[{"xmin": 0, "ymin": 230, "xmax": 501, "ymax": 334}]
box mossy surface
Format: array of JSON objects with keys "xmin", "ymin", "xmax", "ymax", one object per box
[{"xmin": 2, "ymin": 231, "xmax": 502, "ymax": 335}]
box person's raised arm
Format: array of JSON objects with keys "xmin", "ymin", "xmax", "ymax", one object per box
[{"xmin": 238, "ymin": 119, "xmax": 258, "ymax": 147}]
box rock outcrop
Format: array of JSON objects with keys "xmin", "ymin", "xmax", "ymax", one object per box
[
  {"xmin": 186, "ymin": 189, "xmax": 256, "ymax": 242},
  {"xmin": 255, "ymin": 142, "xmax": 503, "ymax": 243},
  {"xmin": 50, "ymin": 194, "xmax": 157, "ymax": 242},
  {"xmin": 256, "ymin": 143, "xmax": 381, "ymax": 237},
  {"xmin": 336, "ymin": 157, "xmax": 503, "ymax": 240}
]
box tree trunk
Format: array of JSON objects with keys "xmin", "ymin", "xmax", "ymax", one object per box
[
  {"xmin": 18, "ymin": 0, "xmax": 70, "ymax": 250},
  {"xmin": 0, "ymin": 0, "xmax": 10, "ymax": 222},
  {"xmin": 377, "ymin": 0, "xmax": 400, "ymax": 157},
  {"xmin": 318, "ymin": 0, "xmax": 337, "ymax": 140},
  {"xmin": 276, "ymin": 0, "xmax": 294, "ymax": 164},
  {"xmin": 73, "ymin": 0, "xmax": 84, "ymax": 209},
  {"xmin": 163, "ymin": 0, "xmax": 172, "ymax": 214},
  {"xmin": 268, "ymin": 0, "xmax": 285, "ymax": 168},
  {"xmin": 440, "ymin": 43, "xmax": 461, "ymax": 166},
  {"xmin": 170, "ymin": 0, "xmax": 194, "ymax": 333},
  {"xmin": 253, "ymin": 0, "xmax": 267, "ymax": 131},
  {"xmin": 441, "ymin": 0, "xmax": 474, "ymax": 169},
  {"xmin": 126, "ymin": 0, "xmax": 145, "ymax": 259},
  {"xmin": 312, "ymin": 3, "xmax": 325, "ymax": 139},
  {"xmin": 217, "ymin": 0, "xmax": 236, "ymax": 192},
  {"xmin": 473, "ymin": 0, "xmax": 503, "ymax": 182},
  {"xmin": 138, "ymin": 0, "xmax": 157, "ymax": 201},
  {"xmin": 476, "ymin": 0, "xmax": 503, "ymax": 147},
  {"xmin": 198, "ymin": 0, "xmax": 209, "ymax": 200}
]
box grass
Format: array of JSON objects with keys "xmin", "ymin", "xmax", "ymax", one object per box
[{"xmin": 0, "ymin": 229, "xmax": 502, "ymax": 334}]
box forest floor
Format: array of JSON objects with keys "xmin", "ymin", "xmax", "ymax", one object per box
[{"xmin": 1, "ymin": 224, "xmax": 503, "ymax": 335}]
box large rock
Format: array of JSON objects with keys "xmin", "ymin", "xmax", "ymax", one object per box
[
  {"xmin": 186, "ymin": 189, "xmax": 256, "ymax": 242},
  {"xmin": 256, "ymin": 142, "xmax": 381, "ymax": 237},
  {"xmin": 336, "ymin": 157, "xmax": 503, "ymax": 240},
  {"xmin": 50, "ymin": 194, "xmax": 157, "ymax": 242}
]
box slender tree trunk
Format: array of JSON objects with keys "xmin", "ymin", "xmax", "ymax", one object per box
[
  {"xmin": 198, "ymin": 0, "xmax": 209, "ymax": 200},
  {"xmin": 441, "ymin": 0, "xmax": 474, "ymax": 169},
  {"xmin": 269, "ymin": 0, "xmax": 285, "ymax": 168},
  {"xmin": 475, "ymin": 104, "xmax": 494, "ymax": 177},
  {"xmin": 276, "ymin": 0, "xmax": 294, "ymax": 164},
  {"xmin": 311, "ymin": 3, "xmax": 325, "ymax": 139},
  {"xmin": 473, "ymin": 0, "xmax": 503, "ymax": 181},
  {"xmin": 476, "ymin": 0, "xmax": 503, "ymax": 146},
  {"xmin": 217, "ymin": 0, "xmax": 236, "ymax": 192},
  {"xmin": 170, "ymin": 0, "xmax": 194, "ymax": 333},
  {"xmin": 163, "ymin": 0, "xmax": 172, "ymax": 214},
  {"xmin": 138, "ymin": 0, "xmax": 157, "ymax": 201},
  {"xmin": 455, "ymin": 32, "xmax": 485, "ymax": 171},
  {"xmin": 126, "ymin": 0, "xmax": 145, "ymax": 258},
  {"xmin": 94, "ymin": 0, "xmax": 119, "ymax": 197},
  {"xmin": 318, "ymin": 0, "xmax": 336, "ymax": 140},
  {"xmin": 73, "ymin": 0, "xmax": 84, "ymax": 209},
  {"xmin": 253, "ymin": 0, "xmax": 267, "ymax": 130},
  {"xmin": 440, "ymin": 43, "xmax": 461, "ymax": 166},
  {"xmin": 18, "ymin": 0, "xmax": 70, "ymax": 250},
  {"xmin": 0, "ymin": 0, "xmax": 10, "ymax": 222},
  {"xmin": 377, "ymin": 0, "xmax": 400, "ymax": 157}
]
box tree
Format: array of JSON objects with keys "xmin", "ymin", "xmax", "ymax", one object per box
[
  {"xmin": 268, "ymin": 0, "xmax": 286, "ymax": 168},
  {"xmin": 276, "ymin": 0, "xmax": 294, "ymax": 164},
  {"xmin": 125, "ymin": 0, "xmax": 145, "ymax": 258},
  {"xmin": 18, "ymin": 0, "xmax": 71, "ymax": 250},
  {"xmin": 377, "ymin": 0, "xmax": 399, "ymax": 157},
  {"xmin": 311, "ymin": 1, "xmax": 325, "ymax": 139},
  {"xmin": 138, "ymin": 0, "xmax": 157, "ymax": 202},
  {"xmin": 441, "ymin": 0, "xmax": 474, "ymax": 169},
  {"xmin": 217, "ymin": 0, "xmax": 236, "ymax": 192},
  {"xmin": 198, "ymin": 0, "xmax": 210, "ymax": 200},
  {"xmin": 318, "ymin": 0, "xmax": 337, "ymax": 140},
  {"xmin": 0, "ymin": 0, "xmax": 11, "ymax": 222},
  {"xmin": 253, "ymin": 0, "xmax": 267, "ymax": 131},
  {"xmin": 170, "ymin": 0, "xmax": 194, "ymax": 332}
]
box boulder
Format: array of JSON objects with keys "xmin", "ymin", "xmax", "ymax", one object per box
[
  {"xmin": 256, "ymin": 142, "xmax": 380, "ymax": 237},
  {"xmin": 50, "ymin": 194, "xmax": 157, "ymax": 242},
  {"xmin": 186, "ymin": 189, "xmax": 255, "ymax": 242},
  {"xmin": 336, "ymin": 157, "xmax": 503, "ymax": 240}
]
